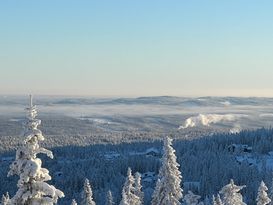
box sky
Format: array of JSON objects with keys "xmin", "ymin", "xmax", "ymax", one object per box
[{"xmin": 1, "ymin": 0, "xmax": 273, "ymax": 97}]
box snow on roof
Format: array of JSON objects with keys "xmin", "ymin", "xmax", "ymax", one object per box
[
  {"xmin": 230, "ymin": 144, "xmax": 252, "ymax": 148},
  {"xmin": 235, "ymin": 156, "xmax": 256, "ymax": 164},
  {"xmin": 145, "ymin": 147, "xmax": 160, "ymax": 154},
  {"xmin": 141, "ymin": 172, "xmax": 157, "ymax": 183},
  {"xmin": 104, "ymin": 152, "xmax": 121, "ymax": 160},
  {"xmin": 129, "ymin": 147, "xmax": 161, "ymax": 156}
]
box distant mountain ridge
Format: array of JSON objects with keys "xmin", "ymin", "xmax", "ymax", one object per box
[{"xmin": 2, "ymin": 96, "xmax": 273, "ymax": 107}]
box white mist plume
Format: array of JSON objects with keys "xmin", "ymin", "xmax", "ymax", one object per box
[
  {"xmin": 179, "ymin": 114, "xmax": 237, "ymax": 129},
  {"xmin": 220, "ymin": 101, "xmax": 231, "ymax": 106}
]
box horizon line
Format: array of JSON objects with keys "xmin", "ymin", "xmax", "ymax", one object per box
[{"xmin": 2, "ymin": 94, "xmax": 273, "ymax": 99}]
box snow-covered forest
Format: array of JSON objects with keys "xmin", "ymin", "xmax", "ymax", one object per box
[
  {"xmin": 1, "ymin": 97, "xmax": 273, "ymax": 205},
  {"xmin": 2, "ymin": 0, "xmax": 273, "ymax": 203}
]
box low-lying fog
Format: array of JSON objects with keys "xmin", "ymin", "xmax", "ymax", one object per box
[{"xmin": 1, "ymin": 95, "xmax": 273, "ymax": 136}]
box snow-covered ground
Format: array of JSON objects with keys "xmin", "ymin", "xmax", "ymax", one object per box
[{"xmin": 231, "ymin": 144, "xmax": 273, "ymax": 171}]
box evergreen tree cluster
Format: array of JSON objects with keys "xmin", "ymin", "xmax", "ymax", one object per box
[{"xmin": 1, "ymin": 96, "xmax": 273, "ymax": 205}]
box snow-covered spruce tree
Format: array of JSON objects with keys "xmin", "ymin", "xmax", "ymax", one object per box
[
  {"xmin": 120, "ymin": 168, "xmax": 140, "ymax": 205},
  {"xmin": 219, "ymin": 179, "xmax": 246, "ymax": 205},
  {"xmin": 81, "ymin": 178, "xmax": 96, "ymax": 205},
  {"xmin": 106, "ymin": 190, "xmax": 114, "ymax": 205},
  {"xmin": 212, "ymin": 195, "xmax": 217, "ymax": 205},
  {"xmin": 184, "ymin": 191, "xmax": 201, "ymax": 205},
  {"xmin": 212, "ymin": 194, "xmax": 223, "ymax": 205},
  {"xmin": 72, "ymin": 199, "xmax": 78, "ymax": 205},
  {"xmin": 8, "ymin": 95, "xmax": 64, "ymax": 205},
  {"xmin": 1, "ymin": 193, "xmax": 10, "ymax": 205},
  {"xmin": 151, "ymin": 136, "xmax": 183, "ymax": 205},
  {"xmin": 134, "ymin": 172, "xmax": 143, "ymax": 205},
  {"xmin": 257, "ymin": 181, "xmax": 271, "ymax": 205},
  {"xmin": 215, "ymin": 194, "xmax": 223, "ymax": 205}
]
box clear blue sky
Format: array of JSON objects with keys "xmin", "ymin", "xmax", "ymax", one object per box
[{"xmin": 1, "ymin": 0, "xmax": 273, "ymax": 97}]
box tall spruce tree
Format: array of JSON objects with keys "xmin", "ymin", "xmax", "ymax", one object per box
[
  {"xmin": 151, "ymin": 136, "xmax": 183, "ymax": 205},
  {"xmin": 219, "ymin": 179, "xmax": 246, "ymax": 205},
  {"xmin": 81, "ymin": 178, "xmax": 96, "ymax": 205},
  {"xmin": 134, "ymin": 172, "xmax": 143, "ymax": 205},
  {"xmin": 257, "ymin": 181, "xmax": 271, "ymax": 205},
  {"xmin": 120, "ymin": 168, "xmax": 140, "ymax": 205},
  {"xmin": 8, "ymin": 95, "xmax": 64, "ymax": 205},
  {"xmin": 106, "ymin": 190, "xmax": 114, "ymax": 205}
]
